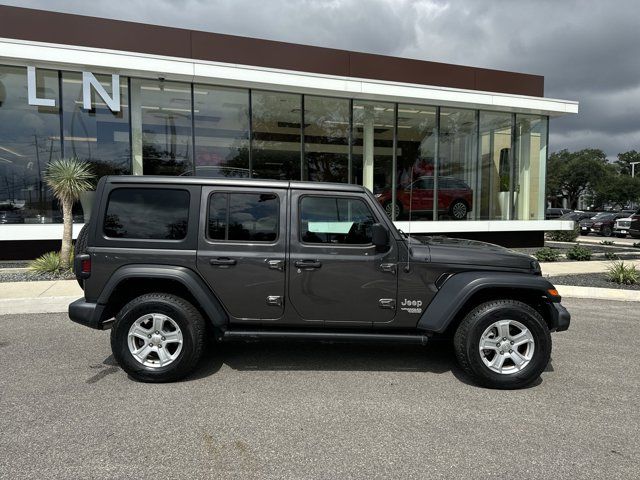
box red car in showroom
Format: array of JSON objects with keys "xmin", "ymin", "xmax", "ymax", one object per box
[{"xmin": 376, "ymin": 176, "xmax": 473, "ymax": 220}]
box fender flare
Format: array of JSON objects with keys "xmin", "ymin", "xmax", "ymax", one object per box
[
  {"xmin": 417, "ymin": 271, "xmax": 556, "ymax": 333},
  {"xmin": 98, "ymin": 264, "xmax": 228, "ymax": 328}
]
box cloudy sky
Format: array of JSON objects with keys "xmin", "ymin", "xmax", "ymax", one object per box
[{"xmin": 4, "ymin": 0, "xmax": 639, "ymax": 158}]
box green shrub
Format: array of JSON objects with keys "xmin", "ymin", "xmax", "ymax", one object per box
[
  {"xmin": 566, "ymin": 244, "xmax": 592, "ymax": 261},
  {"xmin": 29, "ymin": 251, "xmax": 63, "ymax": 274},
  {"xmin": 600, "ymin": 240, "xmax": 614, "ymax": 246},
  {"xmin": 606, "ymin": 261, "xmax": 639, "ymax": 285},
  {"xmin": 633, "ymin": 242, "xmax": 640, "ymax": 249},
  {"xmin": 604, "ymin": 252, "xmax": 619, "ymax": 261},
  {"xmin": 546, "ymin": 225, "xmax": 579, "ymax": 242},
  {"xmin": 534, "ymin": 247, "xmax": 561, "ymax": 262}
]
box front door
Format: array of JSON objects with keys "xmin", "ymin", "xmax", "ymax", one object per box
[
  {"xmin": 197, "ymin": 186, "xmax": 287, "ymax": 321},
  {"xmin": 288, "ymin": 191, "xmax": 398, "ymax": 326}
]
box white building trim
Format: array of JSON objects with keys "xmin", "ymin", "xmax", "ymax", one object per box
[
  {"xmin": 0, "ymin": 38, "xmax": 578, "ymax": 116},
  {"xmin": 0, "ymin": 220, "xmax": 575, "ymax": 242}
]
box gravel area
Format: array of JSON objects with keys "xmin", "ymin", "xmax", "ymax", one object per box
[
  {"xmin": 549, "ymin": 273, "xmax": 640, "ymax": 290},
  {"xmin": 0, "ymin": 270, "xmax": 75, "ymax": 283}
]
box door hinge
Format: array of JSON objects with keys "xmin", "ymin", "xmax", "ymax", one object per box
[
  {"xmin": 266, "ymin": 295, "xmax": 283, "ymax": 307},
  {"xmin": 380, "ymin": 263, "xmax": 397, "ymax": 274},
  {"xmin": 378, "ymin": 298, "xmax": 396, "ymax": 309}
]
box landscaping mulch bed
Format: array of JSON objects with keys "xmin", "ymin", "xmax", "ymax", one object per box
[
  {"xmin": 0, "ymin": 270, "xmax": 75, "ymax": 283},
  {"xmin": 548, "ymin": 273, "xmax": 640, "ymax": 290}
]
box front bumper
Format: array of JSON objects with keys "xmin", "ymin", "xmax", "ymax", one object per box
[
  {"xmin": 68, "ymin": 298, "xmax": 111, "ymax": 330},
  {"xmin": 549, "ymin": 302, "xmax": 571, "ymax": 332}
]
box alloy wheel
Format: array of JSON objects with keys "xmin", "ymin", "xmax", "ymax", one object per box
[
  {"xmin": 451, "ymin": 201, "xmax": 467, "ymax": 219},
  {"xmin": 478, "ymin": 319, "xmax": 535, "ymax": 374},
  {"xmin": 127, "ymin": 313, "xmax": 184, "ymax": 368}
]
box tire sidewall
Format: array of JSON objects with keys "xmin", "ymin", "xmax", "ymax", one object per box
[
  {"xmin": 462, "ymin": 302, "xmax": 551, "ymax": 388},
  {"xmin": 111, "ymin": 296, "xmax": 201, "ymax": 381}
]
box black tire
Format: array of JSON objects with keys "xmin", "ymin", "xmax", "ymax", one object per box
[
  {"xmin": 449, "ymin": 200, "xmax": 468, "ymax": 220},
  {"xmin": 73, "ymin": 224, "xmax": 89, "ymax": 287},
  {"xmin": 453, "ymin": 299, "xmax": 551, "ymax": 389},
  {"xmin": 383, "ymin": 201, "xmax": 402, "ymax": 220},
  {"xmin": 601, "ymin": 226, "xmax": 613, "ymax": 237},
  {"xmin": 110, "ymin": 293, "xmax": 206, "ymax": 382}
]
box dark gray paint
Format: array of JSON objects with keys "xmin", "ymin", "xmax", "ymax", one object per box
[{"xmin": 71, "ymin": 176, "xmax": 568, "ymax": 337}]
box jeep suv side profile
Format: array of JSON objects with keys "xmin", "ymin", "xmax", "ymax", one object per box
[{"xmin": 69, "ymin": 176, "xmax": 569, "ymax": 389}]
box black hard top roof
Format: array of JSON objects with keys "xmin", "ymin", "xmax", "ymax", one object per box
[{"xmin": 106, "ymin": 175, "xmax": 367, "ymax": 193}]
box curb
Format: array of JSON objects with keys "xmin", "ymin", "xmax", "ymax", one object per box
[{"xmin": 555, "ymin": 285, "xmax": 640, "ymax": 302}]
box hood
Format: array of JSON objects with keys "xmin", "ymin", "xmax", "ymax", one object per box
[{"xmin": 409, "ymin": 235, "xmax": 536, "ymax": 271}]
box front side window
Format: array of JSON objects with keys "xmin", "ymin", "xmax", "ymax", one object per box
[
  {"xmin": 208, "ymin": 192, "xmax": 279, "ymax": 242},
  {"xmin": 300, "ymin": 196, "xmax": 375, "ymax": 245},
  {"xmin": 104, "ymin": 188, "xmax": 190, "ymax": 240}
]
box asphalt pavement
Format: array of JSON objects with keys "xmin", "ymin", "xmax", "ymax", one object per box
[{"xmin": 1, "ymin": 298, "xmax": 639, "ymax": 479}]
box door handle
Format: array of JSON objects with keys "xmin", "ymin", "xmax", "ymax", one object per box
[
  {"xmin": 295, "ymin": 260, "xmax": 322, "ymax": 269},
  {"xmin": 267, "ymin": 259, "xmax": 285, "ymax": 271},
  {"xmin": 210, "ymin": 257, "xmax": 237, "ymax": 266}
]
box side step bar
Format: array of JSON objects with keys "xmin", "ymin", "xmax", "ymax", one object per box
[{"xmin": 221, "ymin": 330, "xmax": 429, "ymax": 345}]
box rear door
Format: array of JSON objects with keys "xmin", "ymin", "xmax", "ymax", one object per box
[
  {"xmin": 197, "ymin": 186, "xmax": 287, "ymax": 321},
  {"xmin": 288, "ymin": 190, "xmax": 398, "ymax": 326}
]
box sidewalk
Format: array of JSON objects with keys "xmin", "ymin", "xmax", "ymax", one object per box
[
  {"xmin": 0, "ymin": 280, "xmax": 82, "ymax": 315},
  {"xmin": 541, "ymin": 259, "xmax": 640, "ymax": 276}
]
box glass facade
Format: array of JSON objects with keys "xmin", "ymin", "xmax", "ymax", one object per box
[{"xmin": 0, "ymin": 64, "xmax": 549, "ymax": 225}]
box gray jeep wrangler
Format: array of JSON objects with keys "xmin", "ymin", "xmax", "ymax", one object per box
[{"xmin": 69, "ymin": 176, "xmax": 570, "ymax": 389}]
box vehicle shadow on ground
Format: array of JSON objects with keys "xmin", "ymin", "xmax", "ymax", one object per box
[
  {"xmin": 189, "ymin": 340, "xmax": 554, "ymax": 388},
  {"xmin": 190, "ymin": 339, "xmax": 457, "ymax": 379}
]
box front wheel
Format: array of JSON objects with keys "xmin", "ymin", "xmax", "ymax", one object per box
[
  {"xmin": 111, "ymin": 293, "xmax": 206, "ymax": 382},
  {"xmin": 453, "ymin": 299, "xmax": 551, "ymax": 389},
  {"xmin": 383, "ymin": 201, "xmax": 402, "ymax": 220},
  {"xmin": 601, "ymin": 226, "xmax": 613, "ymax": 237}
]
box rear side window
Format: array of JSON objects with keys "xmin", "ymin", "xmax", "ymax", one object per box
[
  {"xmin": 208, "ymin": 192, "xmax": 279, "ymax": 242},
  {"xmin": 104, "ymin": 188, "xmax": 190, "ymax": 240},
  {"xmin": 300, "ymin": 196, "xmax": 375, "ymax": 245}
]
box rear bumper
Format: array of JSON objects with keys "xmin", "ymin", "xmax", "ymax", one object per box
[
  {"xmin": 550, "ymin": 302, "xmax": 571, "ymax": 332},
  {"xmin": 68, "ymin": 298, "xmax": 111, "ymax": 330}
]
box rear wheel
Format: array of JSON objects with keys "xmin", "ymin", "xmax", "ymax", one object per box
[
  {"xmin": 453, "ymin": 299, "xmax": 551, "ymax": 389},
  {"xmin": 73, "ymin": 224, "xmax": 89, "ymax": 287},
  {"xmin": 111, "ymin": 293, "xmax": 205, "ymax": 382},
  {"xmin": 449, "ymin": 200, "xmax": 468, "ymax": 220},
  {"xmin": 601, "ymin": 226, "xmax": 613, "ymax": 237}
]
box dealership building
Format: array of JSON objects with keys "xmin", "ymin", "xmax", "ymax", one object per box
[{"xmin": 0, "ymin": 6, "xmax": 578, "ymax": 258}]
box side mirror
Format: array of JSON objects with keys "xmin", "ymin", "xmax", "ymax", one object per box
[{"xmin": 371, "ymin": 223, "xmax": 389, "ymax": 248}]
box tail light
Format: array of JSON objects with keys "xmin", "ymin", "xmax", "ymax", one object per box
[{"xmin": 76, "ymin": 253, "xmax": 91, "ymax": 279}]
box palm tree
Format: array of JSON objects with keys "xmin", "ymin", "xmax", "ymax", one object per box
[{"xmin": 44, "ymin": 158, "xmax": 94, "ymax": 269}]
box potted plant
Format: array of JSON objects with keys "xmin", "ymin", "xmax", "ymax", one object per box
[{"xmin": 44, "ymin": 157, "xmax": 94, "ymax": 270}]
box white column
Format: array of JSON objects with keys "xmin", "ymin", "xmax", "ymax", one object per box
[
  {"xmin": 130, "ymin": 79, "xmax": 143, "ymax": 175},
  {"xmin": 362, "ymin": 104, "xmax": 374, "ymax": 191}
]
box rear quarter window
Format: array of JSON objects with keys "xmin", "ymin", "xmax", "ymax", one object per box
[{"xmin": 104, "ymin": 188, "xmax": 190, "ymax": 240}]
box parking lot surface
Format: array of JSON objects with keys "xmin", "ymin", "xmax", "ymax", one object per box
[{"xmin": 1, "ymin": 298, "xmax": 638, "ymax": 479}]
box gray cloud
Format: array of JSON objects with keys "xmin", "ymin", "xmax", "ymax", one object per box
[{"xmin": 3, "ymin": 0, "xmax": 639, "ymax": 157}]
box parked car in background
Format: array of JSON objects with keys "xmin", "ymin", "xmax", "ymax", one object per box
[
  {"xmin": 629, "ymin": 208, "xmax": 640, "ymax": 239},
  {"xmin": 580, "ymin": 212, "xmax": 628, "ymax": 237},
  {"xmin": 559, "ymin": 211, "xmax": 593, "ymax": 223},
  {"xmin": 376, "ymin": 176, "xmax": 473, "ymax": 220},
  {"xmin": 614, "ymin": 216, "xmax": 633, "ymax": 238},
  {"xmin": 0, "ymin": 209, "xmax": 25, "ymax": 224},
  {"xmin": 546, "ymin": 208, "xmax": 572, "ymax": 219}
]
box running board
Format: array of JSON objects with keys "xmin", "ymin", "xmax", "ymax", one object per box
[{"xmin": 221, "ymin": 330, "xmax": 429, "ymax": 345}]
